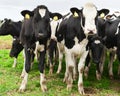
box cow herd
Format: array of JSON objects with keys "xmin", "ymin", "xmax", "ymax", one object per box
[{"xmin": 0, "ymin": 2, "xmax": 120, "ymax": 95}]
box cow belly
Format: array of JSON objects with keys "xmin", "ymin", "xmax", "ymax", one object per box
[{"xmin": 65, "ymin": 42, "xmax": 87, "ymax": 57}]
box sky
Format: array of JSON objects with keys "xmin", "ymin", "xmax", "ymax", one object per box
[{"xmin": 0, "ymin": 0, "xmax": 119, "ymax": 21}]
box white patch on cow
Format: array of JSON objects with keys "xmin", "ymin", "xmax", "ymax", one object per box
[
  {"xmin": 36, "ymin": 41, "xmax": 45, "ymax": 52},
  {"xmin": 19, "ymin": 71, "xmax": 28, "ymax": 91},
  {"xmin": 94, "ymin": 40, "xmax": 100, "ymax": 44},
  {"xmin": 0, "ymin": 20, "xmax": 5, "ymax": 28},
  {"xmin": 13, "ymin": 38, "xmax": 16, "ymax": 41},
  {"xmin": 40, "ymin": 73, "xmax": 47, "ymax": 92},
  {"xmin": 115, "ymin": 22, "xmax": 120, "ymax": 35},
  {"xmin": 50, "ymin": 20, "xmax": 59, "ymax": 40},
  {"xmin": 82, "ymin": 2, "xmax": 97, "ymax": 35},
  {"xmin": 39, "ymin": 9, "xmax": 46, "ymax": 18},
  {"xmin": 74, "ymin": 37, "xmax": 79, "ymax": 45}
]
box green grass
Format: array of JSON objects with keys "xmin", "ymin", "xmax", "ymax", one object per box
[{"xmin": 0, "ymin": 36, "xmax": 120, "ymax": 96}]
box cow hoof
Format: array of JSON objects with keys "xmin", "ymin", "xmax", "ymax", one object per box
[
  {"xmin": 78, "ymin": 87, "xmax": 85, "ymax": 95},
  {"xmin": 49, "ymin": 70, "xmax": 53, "ymax": 75},
  {"xmin": 41, "ymin": 85, "xmax": 47, "ymax": 92},
  {"xmin": 56, "ymin": 70, "xmax": 60, "ymax": 74},
  {"xmin": 84, "ymin": 73, "xmax": 88, "ymax": 79},
  {"xmin": 19, "ymin": 86, "xmax": 26, "ymax": 93},
  {"xmin": 109, "ymin": 75, "xmax": 113, "ymax": 79},
  {"xmin": 67, "ymin": 84, "xmax": 72, "ymax": 91},
  {"xmin": 96, "ymin": 73, "xmax": 101, "ymax": 80},
  {"xmin": 63, "ymin": 77, "xmax": 68, "ymax": 83}
]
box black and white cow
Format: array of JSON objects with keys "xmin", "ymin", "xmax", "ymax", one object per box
[
  {"xmin": 0, "ymin": 19, "xmax": 22, "ymax": 67},
  {"xmin": 56, "ymin": 2, "xmax": 109, "ymax": 94},
  {"xmin": 19, "ymin": 5, "xmax": 55, "ymax": 92},
  {"xmin": 48, "ymin": 13, "xmax": 63, "ymax": 74},
  {"xmin": 103, "ymin": 16, "xmax": 120, "ymax": 79},
  {"xmin": 84, "ymin": 35, "xmax": 105, "ymax": 80}
]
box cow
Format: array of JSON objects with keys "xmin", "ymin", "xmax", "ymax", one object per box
[
  {"xmin": 103, "ymin": 16, "xmax": 120, "ymax": 79},
  {"xmin": 19, "ymin": 5, "xmax": 56, "ymax": 92},
  {"xmin": 48, "ymin": 13, "xmax": 63, "ymax": 74},
  {"xmin": 56, "ymin": 2, "xmax": 109, "ymax": 94},
  {"xmin": 84, "ymin": 35, "xmax": 105, "ymax": 80},
  {"xmin": 0, "ymin": 19, "xmax": 22, "ymax": 67}
]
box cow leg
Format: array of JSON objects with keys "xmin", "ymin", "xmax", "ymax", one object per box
[
  {"xmin": 20, "ymin": 49, "xmax": 26, "ymax": 78},
  {"xmin": 19, "ymin": 48, "xmax": 31, "ymax": 92},
  {"xmin": 84, "ymin": 53, "xmax": 90, "ymax": 79},
  {"xmin": 78, "ymin": 51, "xmax": 88, "ymax": 95},
  {"xmin": 108, "ymin": 50, "xmax": 115, "ymax": 79},
  {"xmin": 73, "ymin": 57, "xmax": 78, "ymax": 81},
  {"xmin": 65, "ymin": 51, "xmax": 74, "ymax": 91},
  {"xmin": 12, "ymin": 57, "xmax": 17, "ymax": 68},
  {"xmin": 48, "ymin": 47, "xmax": 54, "ymax": 74},
  {"xmin": 117, "ymin": 49, "xmax": 120, "ymax": 76},
  {"xmin": 63, "ymin": 58, "xmax": 68, "ymax": 83},
  {"xmin": 31, "ymin": 51, "xmax": 35, "ymax": 69},
  {"xmin": 56, "ymin": 48, "xmax": 64, "ymax": 74},
  {"xmin": 96, "ymin": 63, "xmax": 101, "ymax": 80},
  {"xmin": 100, "ymin": 47, "xmax": 106, "ymax": 74},
  {"xmin": 38, "ymin": 50, "xmax": 47, "ymax": 92}
]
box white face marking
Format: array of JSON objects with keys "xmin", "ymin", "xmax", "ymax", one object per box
[
  {"xmin": 94, "ymin": 40, "xmax": 100, "ymax": 44},
  {"xmin": 36, "ymin": 41, "xmax": 45, "ymax": 52},
  {"xmin": 39, "ymin": 9, "xmax": 46, "ymax": 18},
  {"xmin": 50, "ymin": 20, "xmax": 59, "ymax": 40},
  {"xmin": 82, "ymin": 3, "xmax": 97, "ymax": 35}
]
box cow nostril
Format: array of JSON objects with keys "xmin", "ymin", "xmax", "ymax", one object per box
[{"xmin": 88, "ymin": 31, "xmax": 94, "ymax": 34}]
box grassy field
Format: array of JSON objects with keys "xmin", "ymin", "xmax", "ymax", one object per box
[{"xmin": 0, "ymin": 36, "xmax": 120, "ymax": 96}]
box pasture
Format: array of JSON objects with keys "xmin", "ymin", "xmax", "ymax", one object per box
[{"xmin": 0, "ymin": 36, "xmax": 120, "ymax": 96}]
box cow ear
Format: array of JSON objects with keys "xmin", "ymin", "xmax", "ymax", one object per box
[
  {"xmin": 50, "ymin": 12, "xmax": 63, "ymax": 21},
  {"xmin": 21, "ymin": 10, "xmax": 34, "ymax": 19},
  {"xmin": 70, "ymin": 7, "xmax": 81, "ymax": 17},
  {"xmin": 98, "ymin": 9, "xmax": 109, "ymax": 18}
]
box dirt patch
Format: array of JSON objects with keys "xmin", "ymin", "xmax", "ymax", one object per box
[
  {"xmin": 84, "ymin": 87, "xmax": 98, "ymax": 96},
  {"xmin": 0, "ymin": 40, "xmax": 11, "ymax": 49}
]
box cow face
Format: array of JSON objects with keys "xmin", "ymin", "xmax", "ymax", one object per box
[
  {"xmin": 33, "ymin": 5, "xmax": 51, "ymax": 41},
  {"xmin": 50, "ymin": 13, "xmax": 62, "ymax": 40},
  {"xmin": 0, "ymin": 19, "xmax": 12, "ymax": 35},
  {"xmin": 70, "ymin": 2, "xmax": 109, "ymax": 37},
  {"xmin": 10, "ymin": 36, "xmax": 23, "ymax": 58},
  {"xmin": 89, "ymin": 36, "xmax": 104, "ymax": 64}
]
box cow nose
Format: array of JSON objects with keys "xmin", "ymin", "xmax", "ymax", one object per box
[
  {"xmin": 93, "ymin": 60, "xmax": 100, "ymax": 64},
  {"xmin": 87, "ymin": 29, "xmax": 96, "ymax": 35}
]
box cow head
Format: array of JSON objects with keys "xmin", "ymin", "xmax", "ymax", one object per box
[
  {"xmin": 50, "ymin": 13, "xmax": 62, "ymax": 41},
  {"xmin": 10, "ymin": 36, "xmax": 23, "ymax": 58},
  {"xmin": 70, "ymin": 2, "xmax": 109, "ymax": 37},
  {"xmin": 32, "ymin": 5, "xmax": 52, "ymax": 40},
  {"xmin": 0, "ymin": 19, "xmax": 13, "ymax": 35},
  {"xmin": 88, "ymin": 35, "xmax": 104, "ymax": 64}
]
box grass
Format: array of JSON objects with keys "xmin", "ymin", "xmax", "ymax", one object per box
[{"xmin": 0, "ymin": 36, "xmax": 120, "ymax": 96}]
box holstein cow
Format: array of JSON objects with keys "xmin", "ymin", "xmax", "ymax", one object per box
[
  {"xmin": 48, "ymin": 13, "xmax": 63, "ymax": 74},
  {"xmin": 56, "ymin": 2, "xmax": 109, "ymax": 94},
  {"xmin": 0, "ymin": 19, "xmax": 22, "ymax": 67},
  {"xmin": 84, "ymin": 13, "xmax": 110, "ymax": 80},
  {"xmin": 103, "ymin": 16, "xmax": 120, "ymax": 79},
  {"xmin": 84, "ymin": 35, "xmax": 105, "ymax": 80},
  {"xmin": 19, "ymin": 5, "xmax": 55, "ymax": 92}
]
